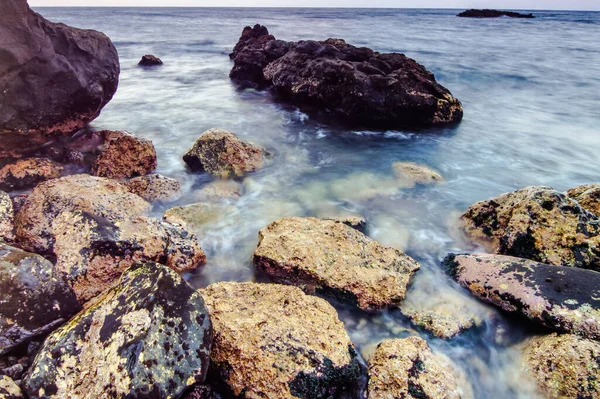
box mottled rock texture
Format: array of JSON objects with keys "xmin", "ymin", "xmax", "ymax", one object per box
[
  {"xmin": 254, "ymin": 217, "xmax": 420, "ymax": 311},
  {"xmin": 91, "ymin": 131, "xmax": 157, "ymax": 179},
  {"xmin": 0, "ymin": 158, "xmax": 63, "ymax": 192},
  {"xmin": 138, "ymin": 54, "xmax": 163, "ymax": 66},
  {"xmin": 0, "ymin": 244, "xmax": 80, "ymax": 356},
  {"xmin": 392, "ymin": 162, "xmax": 444, "ymax": 188},
  {"xmin": 0, "ymin": 192, "xmax": 14, "ymax": 242},
  {"xmin": 522, "ymin": 333, "xmax": 600, "ymax": 399},
  {"xmin": 400, "ymin": 306, "xmax": 482, "ymax": 339},
  {"xmin": 201, "ymin": 282, "xmax": 361, "ymax": 399},
  {"xmin": 457, "ymin": 9, "xmax": 534, "ymax": 18},
  {"xmin": 24, "ymin": 262, "xmax": 212, "ymax": 399},
  {"xmin": 230, "ymin": 25, "xmax": 462, "ymax": 128},
  {"xmin": 367, "ymin": 337, "xmax": 470, "ymax": 399},
  {"xmin": 0, "ymin": 375, "xmax": 23, "ymax": 398},
  {"xmin": 567, "ymin": 183, "xmax": 600, "ymax": 216},
  {"xmin": 0, "ymin": 0, "xmax": 119, "ymax": 151},
  {"xmin": 461, "ymin": 186, "xmax": 600, "ymax": 270},
  {"xmin": 163, "ymin": 202, "xmax": 234, "ymax": 230},
  {"xmin": 322, "ymin": 216, "xmax": 367, "ymax": 233},
  {"xmin": 445, "ymin": 253, "xmax": 600, "ymax": 340},
  {"xmin": 15, "ymin": 174, "xmax": 151, "ymax": 255},
  {"xmin": 53, "ymin": 210, "xmax": 206, "ymax": 303},
  {"xmin": 125, "ymin": 174, "xmax": 181, "ymax": 203},
  {"xmin": 183, "ymin": 129, "xmax": 268, "ymax": 178}
]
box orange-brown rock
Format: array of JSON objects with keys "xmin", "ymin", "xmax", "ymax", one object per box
[
  {"xmin": 567, "ymin": 183, "xmax": 600, "ymax": 216},
  {"xmin": 125, "ymin": 174, "xmax": 181, "ymax": 202},
  {"xmin": 0, "ymin": 158, "xmax": 63, "ymax": 192},
  {"xmin": 91, "ymin": 131, "xmax": 157, "ymax": 179}
]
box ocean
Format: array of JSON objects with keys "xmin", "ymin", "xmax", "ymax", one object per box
[{"xmin": 34, "ymin": 7, "xmax": 600, "ymax": 398}]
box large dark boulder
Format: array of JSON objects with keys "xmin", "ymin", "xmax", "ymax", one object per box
[
  {"xmin": 229, "ymin": 25, "xmax": 462, "ymax": 128},
  {"xmin": 0, "ymin": 0, "xmax": 119, "ymax": 153},
  {"xmin": 457, "ymin": 9, "xmax": 534, "ymax": 18}
]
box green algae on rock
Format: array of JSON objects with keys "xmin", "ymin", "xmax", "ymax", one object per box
[
  {"xmin": 0, "ymin": 192, "xmax": 14, "ymax": 242},
  {"xmin": 0, "ymin": 244, "xmax": 80, "ymax": 356},
  {"xmin": 253, "ymin": 217, "xmax": 420, "ymax": 311},
  {"xmin": 24, "ymin": 262, "xmax": 212, "ymax": 399},
  {"xmin": 200, "ymin": 282, "xmax": 361, "ymax": 399}
]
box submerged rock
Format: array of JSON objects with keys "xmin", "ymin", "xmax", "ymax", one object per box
[
  {"xmin": 367, "ymin": 337, "xmax": 471, "ymax": 399},
  {"xmin": 0, "ymin": 192, "xmax": 14, "ymax": 242},
  {"xmin": 53, "ymin": 210, "xmax": 206, "ymax": 303},
  {"xmin": 201, "ymin": 282, "xmax": 361, "ymax": 399},
  {"xmin": 0, "ymin": 158, "xmax": 63, "ymax": 192},
  {"xmin": 15, "ymin": 174, "xmax": 151, "ymax": 255},
  {"xmin": 183, "ymin": 129, "xmax": 269, "ymax": 178},
  {"xmin": 461, "ymin": 186, "xmax": 600, "ymax": 270},
  {"xmin": 138, "ymin": 54, "xmax": 163, "ymax": 66},
  {"xmin": 253, "ymin": 217, "xmax": 420, "ymax": 311},
  {"xmin": 445, "ymin": 253, "xmax": 600, "ymax": 340},
  {"xmin": 192, "ymin": 179, "xmax": 244, "ymax": 202},
  {"xmin": 125, "ymin": 174, "xmax": 181, "ymax": 202},
  {"xmin": 91, "ymin": 130, "xmax": 157, "ymax": 179},
  {"xmin": 522, "ymin": 333, "xmax": 600, "ymax": 399},
  {"xmin": 567, "ymin": 183, "xmax": 600, "ymax": 216},
  {"xmin": 163, "ymin": 202, "xmax": 235, "ymax": 230},
  {"xmin": 24, "ymin": 262, "xmax": 212, "ymax": 399},
  {"xmin": 230, "ymin": 25, "xmax": 462, "ymax": 127},
  {"xmin": 392, "ymin": 161, "xmax": 444, "ymax": 188},
  {"xmin": 401, "ymin": 306, "xmax": 482, "ymax": 339},
  {"xmin": 0, "ymin": 0, "xmax": 119, "ymax": 150},
  {"xmin": 0, "ymin": 375, "xmax": 23, "ymax": 399},
  {"xmin": 0, "ymin": 244, "xmax": 80, "ymax": 356},
  {"xmin": 457, "ymin": 9, "xmax": 534, "ymax": 18}
]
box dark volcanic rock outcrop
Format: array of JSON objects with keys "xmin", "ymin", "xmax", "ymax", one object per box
[
  {"xmin": 0, "ymin": 0, "xmax": 119, "ymax": 151},
  {"xmin": 138, "ymin": 54, "xmax": 163, "ymax": 66},
  {"xmin": 445, "ymin": 253, "xmax": 600, "ymax": 340},
  {"xmin": 229, "ymin": 25, "xmax": 463, "ymax": 127},
  {"xmin": 457, "ymin": 9, "xmax": 534, "ymax": 18}
]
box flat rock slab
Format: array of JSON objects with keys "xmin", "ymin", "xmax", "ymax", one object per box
[
  {"xmin": 457, "ymin": 9, "xmax": 534, "ymax": 18},
  {"xmin": 445, "ymin": 253, "xmax": 600, "ymax": 340},
  {"xmin": 254, "ymin": 217, "xmax": 420, "ymax": 311},
  {"xmin": 24, "ymin": 262, "xmax": 212, "ymax": 399},
  {"xmin": 200, "ymin": 282, "xmax": 361, "ymax": 399}
]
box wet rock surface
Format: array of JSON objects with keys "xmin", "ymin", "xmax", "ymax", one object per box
[
  {"xmin": 138, "ymin": 54, "xmax": 163, "ymax": 66},
  {"xmin": 0, "ymin": 244, "xmax": 80, "ymax": 356},
  {"xmin": 522, "ymin": 333, "xmax": 600, "ymax": 399},
  {"xmin": 0, "ymin": 192, "xmax": 14, "ymax": 242},
  {"xmin": 392, "ymin": 161, "xmax": 444, "ymax": 188},
  {"xmin": 183, "ymin": 129, "xmax": 268, "ymax": 178},
  {"xmin": 0, "ymin": 159, "xmax": 63, "ymax": 192},
  {"xmin": 367, "ymin": 336, "xmax": 470, "ymax": 399},
  {"xmin": 200, "ymin": 282, "xmax": 361, "ymax": 399},
  {"xmin": 91, "ymin": 130, "xmax": 157, "ymax": 179},
  {"xmin": 0, "ymin": 375, "xmax": 23, "ymax": 398},
  {"xmin": 125, "ymin": 174, "xmax": 181, "ymax": 202},
  {"xmin": 53, "ymin": 210, "xmax": 206, "ymax": 303},
  {"xmin": 457, "ymin": 9, "xmax": 535, "ymax": 18},
  {"xmin": 192, "ymin": 180, "xmax": 244, "ymax": 202},
  {"xmin": 400, "ymin": 306, "xmax": 482, "ymax": 339},
  {"xmin": 567, "ymin": 183, "xmax": 600, "ymax": 216},
  {"xmin": 461, "ymin": 186, "xmax": 600, "ymax": 270},
  {"xmin": 253, "ymin": 217, "xmax": 420, "ymax": 311},
  {"xmin": 445, "ymin": 253, "xmax": 600, "ymax": 339},
  {"xmin": 0, "ymin": 0, "xmax": 119, "ymax": 150},
  {"xmin": 163, "ymin": 202, "xmax": 235, "ymax": 230},
  {"xmin": 14, "ymin": 174, "xmax": 151, "ymax": 255},
  {"xmin": 24, "ymin": 262, "xmax": 212, "ymax": 399},
  {"xmin": 230, "ymin": 25, "xmax": 463, "ymax": 128}
]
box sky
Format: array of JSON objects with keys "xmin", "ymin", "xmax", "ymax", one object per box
[{"xmin": 26, "ymin": 0, "xmax": 600, "ymax": 11}]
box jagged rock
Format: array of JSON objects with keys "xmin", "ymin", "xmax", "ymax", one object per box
[
  {"xmin": 522, "ymin": 334, "xmax": 600, "ymax": 399},
  {"xmin": 125, "ymin": 174, "xmax": 181, "ymax": 202},
  {"xmin": 0, "ymin": 375, "xmax": 23, "ymax": 399},
  {"xmin": 163, "ymin": 202, "xmax": 235, "ymax": 230},
  {"xmin": 445, "ymin": 253, "xmax": 600, "ymax": 340},
  {"xmin": 183, "ymin": 129, "xmax": 268, "ymax": 178},
  {"xmin": 461, "ymin": 186, "xmax": 600, "ymax": 270},
  {"xmin": 23, "ymin": 262, "xmax": 212, "ymax": 399},
  {"xmin": 230, "ymin": 25, "xmax": 462, "ymax": 127},
  {"xmin": 567, "ymin": 183, "xmax": 600, "ymax": 216},
  {"xmin": 200, "ymin": 282, "xmax": 361, "ymax": 399},
  {"xmin": 0, "ymin": 192, "xmax": 14, "ymax": 242},
  {"xmin": 0, "ymin": 0, "xmax": 119, "ymax": 152},
  {"xmin": 53, "ymin": 210, "xmax": 206, "ymax": 303},
  {"xmin": 14, "ymin": 174, "xmax": 151, "ymax": 255},
  {"xmin": 0, "ymin": 244, "xmax": 80, "ymax": 356},
  {"xmin": 253, "ymin": 217, "xmax": 420, "ymax": 311},
  {"xmin": 91, "ymin": 131, "xmax": 157, "ymax": 179},
  {"xmin": 458, "ymin": 9, "xmax": 534, "ymax": 18},
  {"xmin": 367, "ymin": 337, "xmax": 471, "ymax": 399},
  {"xmin": 392, "ymin": 162, "xmax": 443, "ymax": 188},
  {"xmin": 138, "ymin": 54, "xmax": 163, "ymax": 66},
  {"xmin": 0, "ymin": 158, "xmax": 63, "ymax": 192}
]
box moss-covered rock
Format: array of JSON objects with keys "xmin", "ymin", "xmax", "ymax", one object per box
[
  {"xmin": 125, "ymin": 174, "xmax": 181, "ymax": 202},
  {"xmin": 392, "ymin": 162, "xmax": 444, "ymax": 188},
  {"xmin": 91, "ymin": 130, "xmax": 157, "ymax": 179},
  {"xmin": 0, "ymin": 375, "xmax": 23, "ymax": 398},
  {"xmin": 367, "ymin": 337, "xmax": 471, "ymax": 399},
  {"xmin": 0, "ymin": 192, "xmax": 14, "ymax": 242},
  {"xmin": 0, "ymin": 244, "xmax": 80, "ymax": 356},
  {"xmin": 23, "ymin": 262, "xmax": 212, "ymax": 399},
  {"xmin": 522, "ymin": 333, "xmax": 600, "ymax": 399},
  {"xmin": 567, "ymin": 183, "xmax": 600, "ymax": 217},
  {"xmin": 253, "ymin": 217, "xmax": 419, "ymax": 311},
  {"xmin": 461, "ymin": 186, "xmax": 600, "ymax": 270},
  {"xmin": 200, "ymin": 282, "xmax": 361, "ymax": 399},
  {"xmin": 0, "ymin": 158, "xmax": 63, "ymax": 192}
]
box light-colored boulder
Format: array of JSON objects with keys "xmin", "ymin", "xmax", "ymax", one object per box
[
  {"xmin": 125, "ymin": 174, "xmax": 181, "ymax": 202},
  {"xmin": 392, "ymin": 161, "xmax": 444, "ymax": 188}
]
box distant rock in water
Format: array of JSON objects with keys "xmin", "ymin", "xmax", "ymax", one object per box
[
  {"xmin": 229, "ymin": 25, "xmax": 463, "ymax": 128},
  {"xmin": 0, "ymin": 0, "xmax": 119, "ymax": 152},
  {"xmin": 457, "ymin": 9, "xmax": 535, "ymax": 18},
  {"xmin": 138, "ymin": 54, "xmax": 163, "ymax": 66}
]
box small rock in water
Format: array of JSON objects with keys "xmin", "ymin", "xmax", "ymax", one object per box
[
  {"xmin": 0, "ymin": 158, "xmax": 63, "ymax": 192},
  {"xmin": 566, "ymin": 183, "xmax": 600, "ymax": 216},
  {"xmin": 138, "ymin": 54, "xmax": 163, "ymax": 66},
  {"xmin": 253, "ymin": 217, "xmax": 420, "ymax": 311},
  {"xmin": 445, "ymin": 253, "xmax": 600, "ymax": 340},
  {"xmin": 125, "ymin": 173, "xmax": 181, "ymax": 202},
  {"xmin": 0, "ymin": 244, "xmax": 80, "ymax": 356},
  {"xmin": 0, "ymin": 192, "xmax": 14, "ymax": 242},
  {"xmin": 192, "ymin": 179, "xmax": 245, "ymax": 202},
  {"xmin": 23, "ymin": 262, "xmax": 212, "ymax": 399},
  {"xmin": 200, "ymin": 282, "xmax": 361, "ymax": 399},
  {"xmin": 392, "ymin": 161, "xmax": 444, "ymax": 188},
  {"xmin": 91, "ymin": 130, "xmax": 157, "ymax": 179},
  {"xmin": 0, "ymin": 375, "xmax": 23, "ymax": 398},
  {"xmin": 457, "ymin": 9, "xmax": 535, "ymax": 18},
  {"xmin": 367, "ymin": 336, "xmax": 472, "ymax": 399},
  {"xmin": 400, "ymin": 305, "xmax": 483, "ymax": 339},
  {"xmin": 183, "ymin": 129, "xmax": 269, "ymax": 178},
  {"xmin": 522, "ymin": 333, "xmax": 600, "ymax": 399}
]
